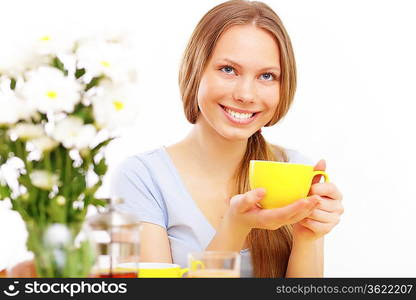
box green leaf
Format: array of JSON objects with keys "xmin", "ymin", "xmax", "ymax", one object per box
[
  {"xmin": 90, "ymin": 137, "xmax": 114, "ymax": 158},
  {"xmin": 18, "ymin": 175, "xmax": 32, "ymax": 188},
  {"xmin": 10, "ymin": 78, "xmax": 16, "ymax": 90},
  {"xmin": 93, "ymin": 158, "xmax": 107, "ymax": 176},
  {"xmin": 51, "ymin": 57, "xmax": 68, "ymax": 76},
  {"xmin": 88, "ymin": 197, "xmax": 107, "ymax": 207},
  {"xmin": 75, "ymin": 68, "xmax": 86, "ymax": 79},
  {"xmin": 85, "ymin": 75, "xmax": 104, "ymax": 91},
  {"xmin": 83, "ymin": 180, "xmax": 102, "ymax": 198},
  {"xmin": 0, "ymin": 184, "xmax": 11, "ymax": 199},
  {"xmin": 0, "ymin": 128, "xmax": 11, "ymax": 165},
  {"xmin": 71, "ymin": 174, "xmax": 86, "ymax": 197},
  {"xmin": 71, "ymin": 103, "xmax": 94, "ymax": 124}
]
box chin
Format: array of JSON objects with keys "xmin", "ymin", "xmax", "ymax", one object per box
[{"xmin": 220, "ymin": 127, "xmax": 255, "ymax": 141}]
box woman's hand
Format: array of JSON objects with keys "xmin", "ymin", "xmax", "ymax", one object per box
[
  {"xmin": 208, "ymin": 188, "xmax": 320, "ymax": 252},
  {"xmin": 225, "ymin": 187, "xmax": 321, "ymax": 234},
  {"xmin": 293, "ymin": 159, "xmax": 344, "ymax": 242}
]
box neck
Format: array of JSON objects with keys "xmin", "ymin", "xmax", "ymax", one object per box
[{"xmin": 182, "ymin": 119, "xmax": 248, "ymax": 179}]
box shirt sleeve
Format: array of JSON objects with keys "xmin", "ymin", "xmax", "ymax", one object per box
[{"xmin": 110, "ymin": 156, "xmax": 167, "ymax": 228}]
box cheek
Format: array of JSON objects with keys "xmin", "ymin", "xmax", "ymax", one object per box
[
  {"xmin": 197, "ymin": 72, "xmax": 232, "ymax": 107},
  {"xmin": 259, "ymin": 85, "xmax": 280, "ymax": 114}
]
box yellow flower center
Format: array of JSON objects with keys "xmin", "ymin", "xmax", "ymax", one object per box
[
  {"xmin": 40, "ymin": 35, "xmax": 51, "ymax": 41},
  {"xmin": 100, "ymin": 61, "xmax": 111, "ymax": 68},
  {"xmin": 113, "ymin": 100, "xmax": 124, "ymax": 111},
  {"xmin": 46, "ymin": 91, "xmax": 58, "ymax": 99}
]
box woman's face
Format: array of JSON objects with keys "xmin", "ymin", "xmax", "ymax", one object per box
[{"xmin": 197, "ymin": 24, "xmax": 281, "ymax": 141}]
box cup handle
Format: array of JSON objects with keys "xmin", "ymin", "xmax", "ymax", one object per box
[
  {"xmin": 191, "ymin": 260, "xmax": 205, "ymax": 269},
  {"xmin": 312, "ymin": 170, "xmax": 330, "ymax": 182}
]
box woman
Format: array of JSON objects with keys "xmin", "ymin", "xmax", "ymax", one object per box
[{"xmin": 112, "ymin": 0, "xmax": 343, "ymax": 277}]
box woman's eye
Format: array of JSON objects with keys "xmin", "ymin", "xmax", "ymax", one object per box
[
  {"xmin": 220, "ymin": 66, "xmax": 236, "ymax": 75},
  {"xmin": 260, "ymin": 73, "xmax": 275, "ymax": 81}
]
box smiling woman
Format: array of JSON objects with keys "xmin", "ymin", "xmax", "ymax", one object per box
[
  {"xmin": 196, "ymin": 24, "xmax": 281, "ymax": 138},
  {"xmin": 111, "ymin": 0, "xmax": 343, "ymax": 278}
]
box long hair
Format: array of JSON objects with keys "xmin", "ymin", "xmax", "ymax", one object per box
[{"xmin": 178, "ymin": 0, "xmax": 297, "ymax": 277}]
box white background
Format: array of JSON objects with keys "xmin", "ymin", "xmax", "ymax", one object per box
[{"xmin": 0, "ymin": 0, "xmax": 415, "ymax": 277}]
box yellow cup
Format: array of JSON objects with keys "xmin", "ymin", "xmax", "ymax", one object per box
[
  {"xmin": 118, "ymin": 262, "xmax": 188, "ymax": 278},
  {"xmin": 249, "ymin": 160, "xmax": 329, "ymax": 209}
]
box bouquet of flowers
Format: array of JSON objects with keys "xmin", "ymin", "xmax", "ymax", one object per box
[{"xmin": 0, "ymin": 32, "xmax": 139, "ymax": 277}]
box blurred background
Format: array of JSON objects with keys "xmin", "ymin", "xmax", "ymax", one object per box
[{"xmin": 0, "ymin": 0, "xmax": 415, "ymax": 276}]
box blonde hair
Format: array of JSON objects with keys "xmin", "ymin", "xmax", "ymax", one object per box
[{"xmin": 178, "ymin": 0, "xmax": 297, "ymax": 277}]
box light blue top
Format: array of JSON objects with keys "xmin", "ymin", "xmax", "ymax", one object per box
[{"xmin": 110, "ymin": 146, "xmax": 313, "ymax": 277}]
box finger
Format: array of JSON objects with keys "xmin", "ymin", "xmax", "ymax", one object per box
[
  {"xmin": 236, "ymin": 188, "xmax": 265, "ymax": 213},
  {"xmin": 261, "ymin": 195, "xmax": 320, "ymax": 223},
  {"xmin": 286, "ymin": 203, "xmax": 320, "ymax": 224},
  {"xmin": 285, "ymin": 195, "xmax": 326, "ymax": 224},
  {"xmin": 299, "ymin": 218, "xmax": 335, "ymax": 235},
  {"xmin": 312, "ymin": 159, "xmax": 326, "ymax": 185},
  {"xmin": 308, "ymin": 208, "xmax": 340, "ymax": 224},
  {"xmin": 309, "ymin": 182, "xmax": 343, "ymax": 201},
  {"xmin": 317, "ymin": 198, "xmax": 344, "ymax": 214}
]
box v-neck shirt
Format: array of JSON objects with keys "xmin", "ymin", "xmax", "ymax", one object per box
[{"xmin": 110, "ymin": 146, "xmax": 313, "ymax": 277}]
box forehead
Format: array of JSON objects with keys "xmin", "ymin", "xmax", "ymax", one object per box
[{"xmin": 211, "ymin": 24, "xmax": 280, "ymax": 67}]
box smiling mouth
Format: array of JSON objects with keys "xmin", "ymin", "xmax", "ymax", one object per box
[
  {"xmin": 219, "ymin": 104, "xmax": 260, "ymax": 125},
  {"xmin": 219, "ymin": 104, "xmax": 258, "ymax": 119}
]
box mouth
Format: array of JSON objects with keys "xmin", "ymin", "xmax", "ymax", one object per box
[{"xmin": 219, "ymin": 104, "xmax": 260, "ymax": 125}]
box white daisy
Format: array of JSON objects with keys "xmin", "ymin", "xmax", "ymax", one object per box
[
  {"xmin": 0, "ymin": 41, "xmax": 46, "ymax": 78},
  {"xmin": 91, "ymin": 81, "xmax": 139, "ymax": 131},
  {"xmin": 9, "ymin": 123, "xmax": 44, "ymax": 141},
  {"xmin": 0, "ymin": 78, "xmax": 37, "ymax": 125},
  {"xmin": 0, "ymin": 90, "xmax": 21, "ymax": 125},
  {"xmin": 31, "ymin": 136, "xmax": 59, "ymax": 153},
  {"xmin": 21, "ymin": 66, "xmax": 82, "ymax": 114},
  {"xmin": 33, "ymin": 33, "xmax": 75, "ymax": 56},
  {"xmin": 76, "ymin": 39, "xmax": 137, "ymax": 83},
  {"xmin": 30, "ymin": 170, "xmax": 60, "ymax": 190},
  {"xmin": 51, "ymin": 116, "xmax": 96, "ymax": 150}
]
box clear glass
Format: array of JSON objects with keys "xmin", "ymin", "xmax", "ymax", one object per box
[
  {"xmin": 88, "ymin": 223, "xmax": 141, "ymax": 278},
  {"xmin": 187, "ymin": 251, "xmax": 240, "ymax": 278}
]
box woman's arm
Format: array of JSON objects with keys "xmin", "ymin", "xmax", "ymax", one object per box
[
  {"xmin": 139, "ymin": 222, "xmax": 173, "ymax": 263},
  {"xmin": 286, "ymin": 160, "xmax": 342, "ymax": 277},
  {"xmin": 205, "ymin": 215, "xmax": 250, "ymax": 252},
  {"xmin": 285, "ymin": 237, "xmax": 324, "ymax": 277}
]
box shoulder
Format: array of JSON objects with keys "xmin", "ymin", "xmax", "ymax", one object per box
[
  {"xmin": 110, "ymin": 147, "xmax": 168, "ymax": 192},
  {"xmin": 114, "ymin": 147, "xmax": 165, "ymax": 175},
  {"xmin": 269, "ymin": 144, "xmax": 314, "ymax": 165},
  {"xmin": 110, "ymin": 147, "xmax": 168, "ymax": 227}
]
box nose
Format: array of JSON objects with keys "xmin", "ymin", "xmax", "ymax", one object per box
[{"xmin": 232, "ymin": 76, "xmax": 255, "ymax": 104}]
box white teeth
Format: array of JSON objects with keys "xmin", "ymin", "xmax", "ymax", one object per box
[{"xmin": 225, "ymin": 107, "xmax": 253, "ymax": 119}]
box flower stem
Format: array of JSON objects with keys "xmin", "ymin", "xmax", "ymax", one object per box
[
  {"xmin": 44, "ymin": 151, "xmax": 52, "ymax": 172},
  {"xmin": 64, "ymin": 149, "xmax": 72, "ymax": 223},
  {"xmin": 39, "ymin": 190, "xmax": 47, "ymax": 228},
  {"xmin": 56, "ymin": 147, "xmax": 62, "ymax": 175}
]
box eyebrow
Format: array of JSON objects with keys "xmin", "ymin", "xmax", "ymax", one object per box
[{"xmin": 218, "ymin": 58, "xmax": 281, "ymax": 73}]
